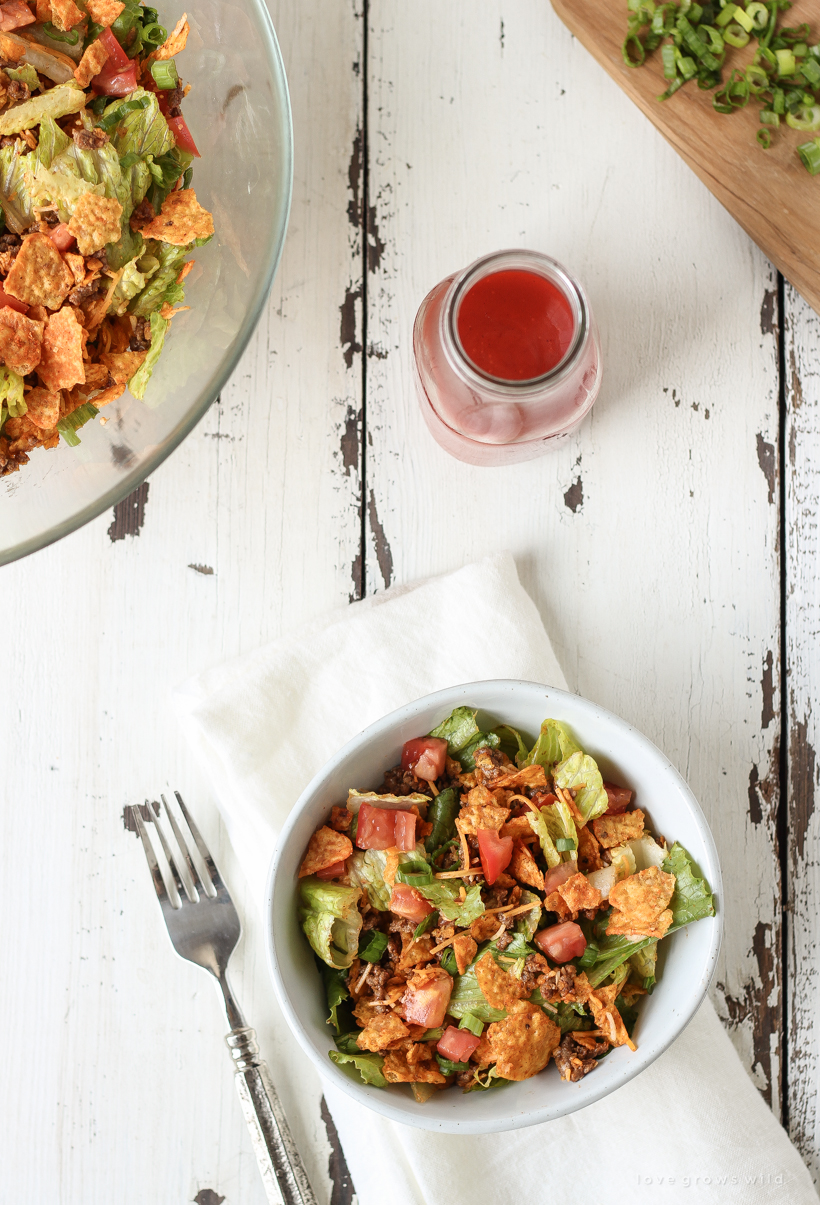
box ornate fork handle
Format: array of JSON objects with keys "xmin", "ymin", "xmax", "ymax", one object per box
[{"xmin": 226, "ymin": 1027, "xmax": 319, "ymax": 1205}]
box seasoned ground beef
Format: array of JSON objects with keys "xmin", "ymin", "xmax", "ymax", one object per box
[{"xmin": 553, "ymin": 1033, "xmax": 610, "ymax": 1082}]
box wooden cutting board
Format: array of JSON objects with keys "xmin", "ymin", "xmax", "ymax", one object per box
[{"xmin": 551, "ymin": 0, "xmax": 820, "ymax": 315}]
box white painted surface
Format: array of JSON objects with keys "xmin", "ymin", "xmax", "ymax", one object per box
[{"xmin": 0, "ymin": 0, "xmax": 814, "ymax": 1200}]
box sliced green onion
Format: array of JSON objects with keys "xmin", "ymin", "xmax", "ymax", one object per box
[
  {"xmin": 759, "ymin": 108, "xmax": 780, "ymax": 125},
  {"xmin": 118, "ymin": 151, "xmax": 141, "ymax": 170},
  {"xmin": 775, "ymin": 47, "xmax": 796, "ymax": 75},
  {"xmin": 413, "ymin": 911, "xmax": 438, "ymax": 939},
  {"xmin": 732, "ymin": 4, "xmax": 755, "ymax": 33},
  {"xmin": 792, "ymin": 42, "xmax": 808, "ymax": 58},
  {"xmin": 800, "ymin": 57, "xmax": 820, "ymax": 85},
  {"xmin": 715, "ymin": 3, "xmax": 737, "ymax": 26},
  {"xmin": 42, "ymin": 21, "xmax": 80, "ymax": 44},
  {"xmin": 746, "ymin": 1, "xmax": 768, "ymax": 30},
  {"xmin": 150, "ymin": 59, "xmax": 179, "ymax": 89},
  {"xmin": 797, "ymin": 136, "xmax": 820, "ymax": 174},
  {"xmin": 661, "ymin": 42, "xmax": 677, "ymax": 78},
  {"xmin": 57, "ymin": 403, "xmax": 98, "ymax": 446},
  {"xmin": 786, "ymin": 105, "xmax": 820, "ymax": 130},
  {"xmin": 724, "ymin": 23, "xmax": 750, "ymax": 47},
  {"xmin": 677, "ymin": 13, "xmax": 723, "ymax": 71},
  {"xmin": 358, "ymin": 931, "xmax": 388, "ymax": 963},
  {"xmin": 459, "ymin": 1013, "xmax": 485, "ymax": 1037},
  {"xmin": 756, "ymin": 127, "xmax": 773, "ymax": 147},
  {"xmin": 676, "ymin": 49, "xmax": 698, "ymax": 79},
  {"xmin": 556, "ymin": 837, "xmax": 577, "ymax": 852},
  {"xmin": 687, "ymin": 2, "xmax": 704, "ymax": 23},
  {"xmin": 698, "ymin": 24, "xmax": 725, "ymax": 55},
  {"xmin": 140, "ymin": 20, "xmax": 167, "ymax": 46},
  {"xmin": 772, "ymin": 86, "xmax": 786, "ymax": 113},
  {"xmin": 99, "ymin": 95, "xmax": 151, "ymax": 131},
  {"xmin": 395, "ymin": 868, "xmax": 434, "ymax": 887},
  {"xmin": 622, "ymin": 33, "xmax": 646, "ymax": 66},
  {"xmin": 745, "ymin": 63, "xmax": 769, "ymax": 90}
]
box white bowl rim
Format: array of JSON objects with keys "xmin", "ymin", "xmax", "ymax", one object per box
[{"xmin": 264, "ymin": 679, "xmax": 723, "ymax": 1134}]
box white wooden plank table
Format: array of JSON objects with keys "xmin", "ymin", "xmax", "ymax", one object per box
[{"xmin": 1, "ymin": 0, "xmax": 817, "ymax": 1200}]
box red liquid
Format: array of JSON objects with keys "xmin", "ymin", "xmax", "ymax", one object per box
[{"xmin": 457, "ymin": 269, "xmax": 575, "ymax": 381}]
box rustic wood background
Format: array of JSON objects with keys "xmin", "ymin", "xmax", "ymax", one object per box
[{"xmin": 1, "ymin": 1, "xmax": 818, "ymax": 1201}]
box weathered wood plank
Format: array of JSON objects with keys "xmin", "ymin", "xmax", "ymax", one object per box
[
  {"xmin": 0, "ymin": 0, "xmax": 364, "ymax": 1200},
  {"xmin": 784, "ymin": 282, "xmax": 820, "ymax": 1182},
  {"xmin": 365, "ymin": 0, "xmax": 782, "ymax": 1104}
]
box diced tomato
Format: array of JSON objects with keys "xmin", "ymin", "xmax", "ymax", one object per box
[
  {"xmin": 476, "ymin": 828, "xmax": 513, "ymax": 885},
  {"xmin": 0, "ymin": 288, "xmax": 28, "ymax": 314},
  {"xmin": 98, "ymin": 26, "xmax": 131, "ymax": 70},
  {"xmin": 604, "ymin": 782, "xmax": 633, "ymax": 814},
  {"xmin": 543, "ymin": 859, "xmax": 579, "ymax": 896},
  {"xmin": 355, "ymin": 802, "xmax": 397, "ymax": 850},
  {"xmin": 167, "ymin": 114, "xmax": 200, "ymax": 158},
  {"xmin": 400, "ymin": 736, "xmax": 448, "ymax": 782},
  {"xmin": 437, "ymin": 1025, "xmax": 480, "ymax": 1063},
  {"xmin": 0, "ymin": 0, "xmax": 35, "ymax": 31},
  {"xmin": 389, "ymin": 884, "xmax": 433, "ymax": 923},
  {"xmin": 403, "ymin": 973, "xmax": 453, "ymax": 1027},
  {"xmin": 534, "ymin": 921, "xmax": 587, "ymax": 964},
  {"xmin": 530, "ymin": 791, "xmax": 559, "ymax": 809},
  {"xmin": 393, "ymin": 810, "xmax": 417, "ymax": 852},
  {"xmin": 315, "ymin": 859, "xmax": 347, "ymax": 880},
  {"xmin": 49, "ymin": 223, "xmax": 75, "ymax": 253}
]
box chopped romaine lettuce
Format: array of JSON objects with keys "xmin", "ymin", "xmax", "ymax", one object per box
[
  {"xmin": 0, "ymin": 143, "xmax": 36, "ymax": 233},
  {"xmin": 457, "ymin": 730, "xmax": 500, "ymax": 771},
  {"xmin": 0, "ymin": 81, "xmax": 85, "ymax": 137},
  {"xmin": 104, "ymin": 88, "xmax": 175, "ymax": 160},
  {"xmin": 328, "ymin": 1049, "xmax": 387, "ymax": 1088},
  {"xmin": 358, "ymin": 930, "xmax": 388, "ymax": 963},
  {"xmin": 531, "ymin": 994, "xmax": 594, "ymax": 1033},
  {"xmin": 526, "ymin": 805, "xmax": 561, "ymax": 869},
  {"xmin": 629, "ymin": 941, "xmax": 658, "ymax": 984},
  {"xmin": 663, "ymin": 842, "xmax": 715, "ymax": 930},
  {"xmin": 347, "ymin": 848, "xmax": 392, "ymax": 911},
  {"xmin": 539, "ymin": 797, "xmax": 578, "ymax": 861},
  {"xmin": 630, "ymin": 834, "xmax": 668, "ymax": 871},
  {"xmin": 586, "ymin": 930, "xmax": 656, "ymax": 988},
  {"xmin": 493, "ymin": 723, "xmax": 531, "ymax": 766},
  {"xmin": 417, "ymin": 879, "xmax": 484, "ymax": 925},
  {"xmin": 429, "ymin": 706, "xmax": 481, "ymax": 754},
  {"xmin": 425, "ymin": 786, "xmax": 459, "ymax": 854},
  {"xmin": 298, "ymin": 877, "xmax": 362, "ymax": 969},
  {"xmin": 523, "ymin": 718, "xmax": 581, "ymax": 768},
  {"xmin": 448, "ymin": 957, "xmax": 507, "ymax": 1023},
  {"xmin": 128, "ymin": 312, "xmax": 168, "ymax": 400},
  {"xmin": 7, "ymin": 64, "xmax": 40, "ymax": 92},
  {"xmin": 0, "ymin": 366, "xmax": 25, "ymax": 417},
  {"xmin": 321, "ymin": 964, "xmax": 350, "ymax": 1033},
  {"xmin": 553, "ymin": 750, "xmax": 609, "ymax": 823},
  {"xmin": 513, "ymin": 889, "xmax": 542, "ymax": 940},
  {"xmin": 36, "ymin": 115, "xmax": 70, "ymax": 170},
  {"xmin": 109, "ymin": 254, "xmax": 154, "ymax": 314}
]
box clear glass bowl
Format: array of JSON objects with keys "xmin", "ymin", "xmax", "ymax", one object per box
[{"xmin": 0, "ymin": 0, "xmax": 293, "ymax": 565}]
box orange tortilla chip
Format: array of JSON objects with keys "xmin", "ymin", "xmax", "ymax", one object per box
[
  {"xmin": 487, "ymin": 1001, "xmax": 560, "ymax": 1081},
  {"xmin": 0, "ymin": 31, "xmax": 26, "ymax": 60},
  {"xmin": 50, "ymin": 0, "xmax": 83, "ymax": 31},
  {"xmin": 67, "ymin": 193, "xmax": 123, "ymax": 256},
  {"xmin": 509, "ymin": 841, "xmax": 544, "ymax": 892},
  {"xmin": 556, "ymin": 871, "xmax": 603, "ymax": 914},
  {"xmin": 139, "ymin": 188, "xmax": 214, "ymax": 246},
  {"xmin": 355, "ymin": 1009, "xmax": 410, "ymax": 1053},
  {"xmin": 0, "ymin": 308, "xmax": 43, "ymax": 375},
  {"xmin": 297, "ymin": 825, "xmax": 352, "ymax": 878},
  {"xmin": 35, "ymin": 0, "xmax": 51, "ymax": 21},
  {"xmin": 84, "ymin": 0, "xmax": 124, "ymax": 22},
  {"xmin": 63, "ymin": 251, "xmax": 85, "ymax": 285},
  {"xmin": 99, "ymin": 349, "xmax": 147, "ymax": 385},
  {"xmin": 606, "ymin": 866, "xmax": 675, "ymax": 939},
  {"xmin": 452, "ymin": 932, "xmax": 477, "ymax": 976},
  {"xmin": 588, "ymin": 985, "xmax": 636, "ymax": 1051},
  {"xmin": 474, "ymin": 952, "xmax": 529, "ymax": 1010},
  {"xmin": 544, "ymin": 889, "xmax": 572, "ymax": 921},
  {"xmin": 577, "ymin": 825, "xmax": 603, "ymax": 873},
  {"xmin": 456, "ymin": 801, "xmax": 509, "ymax": 836},
  {"xmin": 592, "ymin": 809, "xmax": 645, "ymax": 849},
  {"xmin": 37, "ymin": 307, "xmax": 85, "ymax": 391},
  {"xmin": 492, "ymin": 764, "xmax": 548, "ymax": 791},
  {"xmin": 382, "ymin": 1046, "xmax": 447, "ymax": 1084},
  {"xmin": 154, "ymin": 11, "xmax": 189, "ymax": 59},
  {"xmin": 4, "ymin": 232, "xmax": 74, "ymax": 310},
  {"xmin": 23, "ymin": 385, "xmax": 60, "ymax": 430},
  {"xmin": 74, "ymin": 38, "xmax": 109, "ymax": 88}
]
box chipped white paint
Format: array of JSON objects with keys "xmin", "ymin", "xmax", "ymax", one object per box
[
  {"xmin": 365, "ymin": 0, "xmax": 783, "ymax": 1114},
  {"xmin": 784, "ymin": 283, "xmax": 820, "ymax": 1183},
  {"xmin": 0, "ymin": 0, "xmax": 811, "ymax": 1199}
]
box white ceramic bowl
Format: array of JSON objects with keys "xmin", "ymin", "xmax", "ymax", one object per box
[{"xmin": 266, "ymin": 680, "xmax": 722, "ymax": 1134}]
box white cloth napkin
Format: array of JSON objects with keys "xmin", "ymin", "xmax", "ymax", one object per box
[{"xmin": 176, "ymin": 553, "xmax": 818, "ymax": 1205}]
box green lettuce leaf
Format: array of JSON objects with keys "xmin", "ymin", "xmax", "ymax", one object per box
[
  {"xmin": 347, "ymin": 848, "xmax": 392, "ymax": 911},
  {"xmin": 586, "ymin": 930, "xmax": 656, "ymax": 988},
  {"xmin": 553, "ymin": 750, "xmax": 609, "ymax": 823},
  {"xmin": 129, "ymin": 240, "xmax": 188, "ymax": 317},
  {"xmin": 425, "ymin": 786, "xmax": 459, "ymax": 854},
  {"xmin": 0, "ymin": 143, "xmax": 36, "ymax": 233},
  {"xmin": 514, "ymin": 889, "xmax": 542, "ymax": 940},
  {"xmin": 109, "ymin": 252, "xmax": 155, "ymax": 314},
  {"xmin": 0, "ymin": 81, "xmax": 85, "ymax": 137},
  {"xmin": 429, "ymin": 706, "xmax": 481, "ymax": 754},
  {"xmin": 448, "ymin": 959, "xmax": 507, "ymax": 1023},
  {"xmin": 457, "ymin": 731, "xmax": 500, "ymax": 771},
  {"xmin": 539, "ymin": 798, "xmax": 578, "ymax": 860},
  {"xmin": 526, "ymin": 807, "xmax": 561, "ymax": 869},
  {"xmin": 321, "ymin": 965, "xmax": 350, "ymax": 1033},
  {"xmin": 0, "ymin": 366, "xmax": 25, "ymax": 417},
  {"xmin": 418, "ymin": 879, "xmax": 484, "ymax": 925},
  {"xmin": 57, "ymin": 402, "xmax": 98, "ymax": 447},
  {"xmin": 106, "ymin": 226, "xmax": 145, "ymax": 273},
  {"xmin": 36, "ymin": 116, "xmax": 70, "ymax": 170},
  {"xmin": 105, "ymin": 88, "xmax": 175, "ymax": 160},
  {"xmin": 628, "ymin": 941, "xmax": 657, "ymax": 986},
  {"xmin": 298, "ymin": 877, "xmax": 362, "ymax": 969},
  {"xmin": 524, "ymin": 719, "xmax": 581, "ymax": 769},
  {"xmin": 465, "ymin": 1065, "xmax": 510, "ymax": 1092},
  {"xmin": 663, "ymin": 842, "xmax": 715, "ymax": 931},
  {"xmin": 493, "ymin": 723, "xmax": 531, "ymax": 766},
  {"xmin": 328, "ymin": 1049, "xmax": 387, "ymax": 1088},
  {"xmin": 531, "ymin": 993, "xmax": 594, "ymax": 1033},
  {"xmin": 127, "ymin": 312, "xmax": 168, "ymax": 400},
  {"xmin": 7, "ymin": 65, "xmax": 40, "ymax": 92},
  {"xmin": 358, "ymin": 930, "xmax": 388, "ymax": 963}
]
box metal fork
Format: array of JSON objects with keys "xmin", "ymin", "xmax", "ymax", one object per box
[{"xmin": 128, "ymin": 791, "xmax": 318, "ymax": 1205}]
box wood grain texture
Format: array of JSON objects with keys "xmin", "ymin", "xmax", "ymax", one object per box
[
  {"xmin": 0, "ymin": 0, "xmax": 364, "ymax": 1201},
  {"xmin": 365, "ymin": 0, "xmax": 783, "ymax": 1107},
  {"xmin": 550, "ymin": 0, "xmax": 820, "ymax": 319},
  {"xmin": 784, "ymin": 283, "xmax": 820, "ymax": 1181}
]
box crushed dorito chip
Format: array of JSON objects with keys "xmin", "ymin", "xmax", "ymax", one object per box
[
  {"xmin": 84, "ymin": 0, "xmax": 125, "ymax": 23},
  {"xmin": 63, "ymin": 251, "xmax": 85, "ymax": 285},
  {"xmin": 67, "ymin": 193, "xmax": 123, "ymax": 256},
  {"xmin": 23, "ymin": 385, "xmax": 60, "ymax": 430},
  {"xmin": 297, "ymin": 825, "xmax": 352, "ymax": 878},
  {"xmin": 50, "ymin": 0, "xmax": 83, "ymax": 31},
  {"xmin": 577, "ymin": 825, "xmax": 603, "ymax": 873},
  {"xmin": 37, "ymin": 306, "xmax": 85, "ymax": 391},
  {"xmin": 139, "ymin": 188, "xmax": 214, "ymax": 246},
  {"xmin": 592, "ymin": 809, "xmax": 646, "ymax": 849},
  {"xmin": 487, "ymin": 1001, "xmax": 560, "ymax": 1081},
  {"xmin": 588, "ymin": 984, "xmax": 636, "ymax": 1051},
  {"xmin": 74, "ymin": 38, "xmax": 109, "ymax": 88},
  {"xmin": 456, "ymin": 800, "xmax": 510, "ymax": 836},
  {"xmin": 382, "ymin": 1046, "xmax": 446, "ymax": 1084},
  {"xmin": 0, "ymin": 31, "xmax": 25, "ymax": 61},
  {"xmin": 355, "ymin": 1009, "xmax": 410, "ymax": 1053},
  {"xmin": 154, "ymin": 12, "xmax": 189, "ymax": 59},
  {"xmin": 474, "ymin": 951, "xmax": 529, "ymax": 1010},
  {"xmin": 606, "ymin": 865, "xmax": 675, "ymax": 940},
  {"xmin": 4, "ymin": 232, "xmax": 74, "ymax": 310},
  {"xmin": 99, "ymin": 349, "xmax": 147, "ymax": 386},
  {"xmin": 452, "ymin": 932, "xmax": 477, "ymax": 976},
  {"xmin": 0, "ymin": 309, "xmax": 43, "ymax": 376},
  {"xmin": 556, "ymin": 871, "xmax": 603, "ymax": 915},
  {"xmin": 492, "ymin": 764, "xmax": 548, "ymax": 791},
  {"xmin": 509, "ymin": 841, "xmax": 544, "ymax": 892}
]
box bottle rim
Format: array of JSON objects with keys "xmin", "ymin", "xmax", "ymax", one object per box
[{"xmin": 441, "ymin": 249, "xmax": 589, "ymax": 396}]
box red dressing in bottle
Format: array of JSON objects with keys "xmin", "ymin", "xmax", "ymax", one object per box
[{"xmin": 456, "ymin": 269, "xmax": 575, "ymax": 381}]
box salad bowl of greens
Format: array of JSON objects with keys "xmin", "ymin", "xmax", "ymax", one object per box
[{"xmin": 266, "ymin": 679, "xmax": 722, "ymax": 1134}]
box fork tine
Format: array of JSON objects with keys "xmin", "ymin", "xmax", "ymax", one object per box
[
  {"xmin": 160, "ymin": 793, "xmax": 199, "ymax": 902},
  {"xmin": 175, "ymin": 790, "xmax": 222, "ymax": 893},
  {"xmin": 147, "ymin": 801, "xmax": 185, "ymax": 907},
  {"xmin": 131, "ymin": 805, "xmax": 171, "ymax": 906}
]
